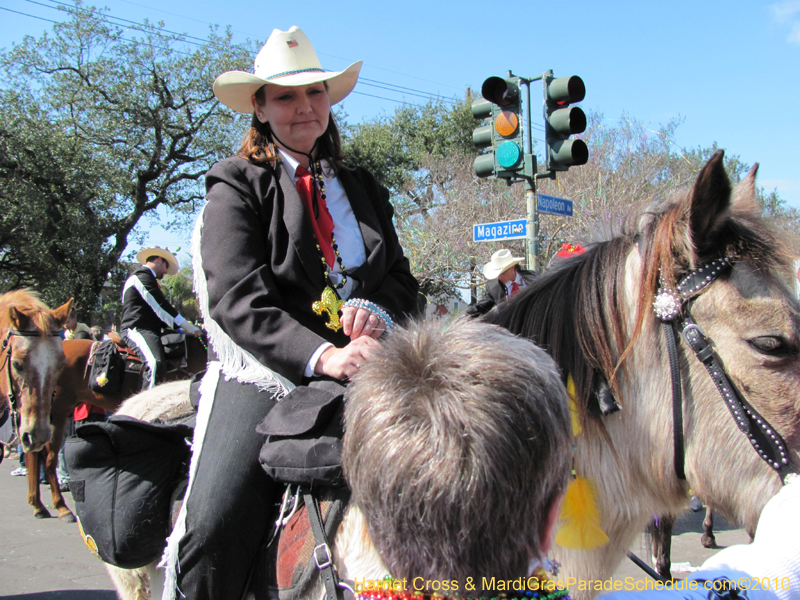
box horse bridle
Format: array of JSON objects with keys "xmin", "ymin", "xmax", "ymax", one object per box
[
  {"xmin": 653, "ymin": 257, "xmax": 799, "ymax": 485},
  {"xmin": 0, "ymin": 328, "xmax": 62, "ymax": 412}
]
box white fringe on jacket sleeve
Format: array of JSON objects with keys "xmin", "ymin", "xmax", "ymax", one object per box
[{"xmin": 191, "ymin": 205, "xmax": 293, "ymax": 398}]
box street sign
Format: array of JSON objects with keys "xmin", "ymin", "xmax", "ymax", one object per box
[
  {"xmin": 538, "ymin": 193, "xmax": 573, "ymax": 217},
  {"xmin": 473, "ymin": 219, "xmax": 527, "ymax": 242}
]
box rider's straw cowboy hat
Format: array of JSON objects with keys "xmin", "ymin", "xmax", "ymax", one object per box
[
  {"xmin": 136, "ymin": 247, "xmax": 179, "ymax": 276},
  {"xmin": 483, "ymin": 249, "xmax": 524, "ymax": 280},
  {"xmin": 213, "ymin": 26, "xmax": 362, "ymax": 114}
]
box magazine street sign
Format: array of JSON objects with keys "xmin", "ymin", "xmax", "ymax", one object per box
[
  {"xmin": 537, "ymin": 194, "xmax": 573, "ymax": 216},
  {"xmin": 473, "ymin": 219, "xmax": 527, "ymax": 242}
]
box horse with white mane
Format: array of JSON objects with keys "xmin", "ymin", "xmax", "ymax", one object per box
[{"xmin": 106, "ymin": 150, "xmax": 800, "ymax": 599}]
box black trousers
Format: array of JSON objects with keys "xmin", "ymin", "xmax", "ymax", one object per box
[
  {"xmin": 174, "ymin": 371, "xmax": 282, "ymax": 600},
  {"xmin": 123, "ymin": 328, "xmax": 165, "ymax": 390}
]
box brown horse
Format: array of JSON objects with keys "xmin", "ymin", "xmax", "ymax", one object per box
[
  {"xmin": 25, "ymin": 333, "xmax": 208, "ymax": 521},
  {"xmin": 0, "ymin": 290, "xmax": 72, "ymax": 454}
]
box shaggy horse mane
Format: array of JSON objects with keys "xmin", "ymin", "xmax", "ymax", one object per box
[
  {"xmin": 0, "ymin": 288, "xmax": 60, "ymax": 335},
  {"xmin": 489, "ymin": 176, "xmax": 790, "ymax": 427}
]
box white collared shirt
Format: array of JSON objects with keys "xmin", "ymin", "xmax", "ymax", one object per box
[
  {"xmin": 280, "ymin": 150, "xmax": 366, "ymax": 301},
  {"xmin": 504, "ymin": 272, "xmax": 527, "ymax": 297}
]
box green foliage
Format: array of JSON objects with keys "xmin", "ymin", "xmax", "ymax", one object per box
[
  {"xmin": 341, "ymin": 97, "xmax": 476, "ymax": 301},
  {"xmin": 159, "ymin": 267, "xmax": 200, "ymax": 321},
  {"xmin": 342, "ymin": 97, "xmax": 475, "ymax": 192},
  {"xmin": 344, "ymin": 104, "xmax": 800, "ymax": 307},
  {"xmin": 0, "ymin": 1, "xmax": 252, "ymax": 316}
]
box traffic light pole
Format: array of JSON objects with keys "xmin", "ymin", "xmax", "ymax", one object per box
[
  {"xmin": 518, "ymin": 73, "xmax": 543, "ymax": 273},
  {"xmin": 474, "ymin": 70, "xmax": 585, "ymax": 274}
]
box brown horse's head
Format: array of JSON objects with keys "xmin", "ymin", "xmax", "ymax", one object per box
[{"xmin": 0, "ymin": 290, "xmax": 72, "ymax": 453}]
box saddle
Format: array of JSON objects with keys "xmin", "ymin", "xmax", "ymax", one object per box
[
  {"xmin": 245, "ymin": 485, "xmax": 351, "ymax": 600},
  {"xmin": 88, "ymin": 331, "xmax": 190, "ymax": 391},
  {"xmin": 251, "ymin": 380, "xmax": 351, "ymax": 600},
  {"xmin": 86, "ymin": 338, "xmax": 139, "ymax": 393}
]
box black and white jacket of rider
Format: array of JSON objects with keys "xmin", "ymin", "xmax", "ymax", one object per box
[{"xmin": 120, "ymin": 265, "xmax": 187, "ymax": 334}]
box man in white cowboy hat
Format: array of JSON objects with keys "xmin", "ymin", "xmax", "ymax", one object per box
[
  {"xmin": 119, "ymin": 246, "xmax": 202, "ymax": 390},
  {"xmin": 466, "ymin": 248, "xmax": 537, "ymax": 317}
]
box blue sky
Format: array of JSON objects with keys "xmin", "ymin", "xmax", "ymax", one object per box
[{"xmin": 2, "ymin": 0, "xmax": 799, "ymax": 267}]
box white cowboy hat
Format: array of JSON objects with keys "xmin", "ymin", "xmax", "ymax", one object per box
[
  {"xmin": 213, "ymin": 26, "xmax": 362, "ymax": 114},
  {"xmin": 483, "ymin": 249, "xmax": 524, "ymax": 280},
  {"xmin": 136, "ymin": 247, "xmax": 179, "ymax": 276}
]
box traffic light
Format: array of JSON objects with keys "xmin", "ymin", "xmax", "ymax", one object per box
[
  {"xmin": 543, "ymin": 72, "xmax": 588, "ymax": 171},
  {"xmin": 472, "ymin": 75, "xmax": 524, "ymax": 179}
]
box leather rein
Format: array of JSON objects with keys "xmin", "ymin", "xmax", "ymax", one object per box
[{"xmin": 653, "ymin": 257, "xmax": 798, "ymax": 485}]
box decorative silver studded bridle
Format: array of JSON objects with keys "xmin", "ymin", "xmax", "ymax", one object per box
[{"xmin": 653, "ymin": 256, "xmax": 798, "ymax": 484}]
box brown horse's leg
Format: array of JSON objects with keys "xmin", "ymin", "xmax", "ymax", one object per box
[
  {"xmin": 648, "ymin": 516, "xmax": 673, "ymax": 580},
  {"xmin": 45, "ymin": 424, "xmax": 76, "ymax": 523},
  {"xmin": 701, "ymin": 507, "xmax": 716, "ymax": 548},
  {"xmin": 26, "ymin": 449, "xmax": 51, "ymax": 519}
]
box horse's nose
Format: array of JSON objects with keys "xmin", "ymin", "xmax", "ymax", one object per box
[
  {"xmin": 20, "ymin": 425, "xmax": 50, "ymax": 454},
  {"xmin": 21, "ymin": 431, "xmax": 34, "ymax": 452}
]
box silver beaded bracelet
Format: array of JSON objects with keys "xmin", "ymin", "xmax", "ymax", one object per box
[{"xmin": 342, "ymin": 298, "xmax": 395, "ymax": 332}]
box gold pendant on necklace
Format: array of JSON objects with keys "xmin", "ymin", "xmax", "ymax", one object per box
[{"xmin": 312, "ymin": 286, "xmax": 345, "ymax": 331}]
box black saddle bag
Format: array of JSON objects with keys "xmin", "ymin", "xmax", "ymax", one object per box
[
  {"xmin": 88, "ymin": 340, "xmax": 126, "ymax": 393},
  {"xmin": 64, "ymin": 415, "xmax": 193, "ymax": 568},
  {"xmin": 257, "ymin": 379, "xmax": 346, "ymax": 487},
  {"xmin": 161, "ymin": 331, "xmax": 188, "ymax": 372}
]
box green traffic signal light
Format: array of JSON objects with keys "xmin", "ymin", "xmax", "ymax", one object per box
[
  {"xmin": 544, "ymin": 73, "xmax": 588, "ymax": 171},
  {"xmin": 496, "ymin": 141, "xmax": 521, "ymax": 169}
]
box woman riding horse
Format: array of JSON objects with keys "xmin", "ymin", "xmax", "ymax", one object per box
[{"xmin": 163, "ymin": 25, "xmax": 419, "ymax": 600}]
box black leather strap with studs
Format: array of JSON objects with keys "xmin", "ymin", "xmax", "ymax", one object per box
[{"xmin": 680, "ymin": 315, "xmax": 798, "ymax": 483}]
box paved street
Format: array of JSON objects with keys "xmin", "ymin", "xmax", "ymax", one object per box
[
  {"xmin": 0, "ymin": 446, "xmax": 751, "ymax": 599},
  {"xmin": 0, "ymin": 451, "xmax": 117, "ymax": 599}
]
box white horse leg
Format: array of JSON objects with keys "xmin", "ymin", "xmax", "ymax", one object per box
[
  {"xmin": 105, "ymin": 563, "xmax": 151, "ymax": 600},
  {"xmin": 147, "ymin": 561, "xmax": 165, "ymax": 600}
]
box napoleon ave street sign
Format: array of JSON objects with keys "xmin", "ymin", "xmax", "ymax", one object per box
[{"xmin": 537, "ymin": 194, "xmax": 573, "ymax": 216}]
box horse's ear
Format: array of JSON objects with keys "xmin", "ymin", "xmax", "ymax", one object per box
[
  {"xmin": 731, "ymin": 163, "xmax": 760, "ymax": 213},
  {"xmin": 687, "ymin": 150, "xmax": 732, "ymax": 255},
  {"xmin": 52, "ymin": 298, "xmax": 74, "ymax": 328},
  {"xmin": 9, "ymin": 306, "xmax": 32, "ymax": 331}
]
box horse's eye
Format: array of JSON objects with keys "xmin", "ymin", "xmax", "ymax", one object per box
[
  {"xmin": 12, "ymin": 361, "xmax": 23, "ymax": 372},
  {"xmin": 748, "ymin": 336, "xmax": 798, "ymax": 356}
]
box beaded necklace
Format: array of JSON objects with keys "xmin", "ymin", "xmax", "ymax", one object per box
[
  {"xmin": 308, "ymin": 161, "xmax": 346, "ymax": 331},
  {"xmin": 311, "ymin": 162, "xmax": 347, "ymax": 291},
  {"xmin": 269, "ymin": 128, "xmax": 347, "ymax": 332}
]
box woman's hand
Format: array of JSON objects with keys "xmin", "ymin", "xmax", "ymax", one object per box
[
  {"xmin": 314, "ymin": 336, "xmax": 380, "ymax": 380},
  {"xmin": 341, "ymin": 306, "xmax": 386, "ymax": 340}
]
